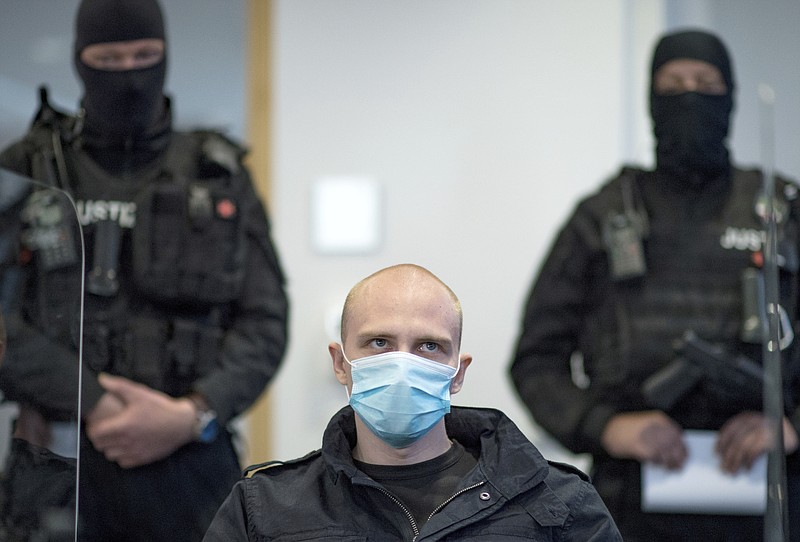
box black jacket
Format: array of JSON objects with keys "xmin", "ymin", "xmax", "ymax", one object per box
[{"xmin": 203, "ymin": 406, "xmax": 622, "ymax": 541}]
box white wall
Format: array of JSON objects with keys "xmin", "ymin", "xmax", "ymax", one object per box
[
  {"xmin": 709, "ymin": 0, "xmax": 800, "ymax": 177},
  {"xmin": 269, "ymin": 0, "xmax": 663, "ymax": 466}
]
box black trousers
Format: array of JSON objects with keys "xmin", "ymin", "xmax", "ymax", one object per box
[{"xmin": 78, "ymin": 431, "xmax": 241, "ymax": 542}]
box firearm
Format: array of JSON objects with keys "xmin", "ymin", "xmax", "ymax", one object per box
[{"xmin": 641, "ymin": 330, "xmax": 764, "ymax": 412}]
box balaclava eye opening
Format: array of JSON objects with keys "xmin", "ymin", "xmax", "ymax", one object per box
[
  {"xmin": 649, "ymin": 29, "xmax": 735, "ymax": 185},
  {"xmin": 74, "ymin": 0, "xmax": 167, "ymax": 140}
]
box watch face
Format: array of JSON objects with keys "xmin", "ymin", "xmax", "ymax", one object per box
[
  {"xmin": 197, "ymin": 411, "xmax": 220, "ymax": 443},
  {"xmin": 199, "ymin": 418, "xmax": 219, "ymax": 443}
]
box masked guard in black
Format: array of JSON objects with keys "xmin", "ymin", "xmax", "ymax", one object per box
[
  {"xmin": 510, "ymin": 29, "xmax": 800, "ymax": 542},
  {"xmin": 0, "ymin": 1, "xmax": 289, "ymax": 540}
]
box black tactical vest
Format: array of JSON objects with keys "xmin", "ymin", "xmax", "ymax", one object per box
[
  {"xmin": 19, "ymin": 112, "xmax": 251, "ymax": 396},
  {"xmin": 583, "ymin": 167, "xmax": 799, "ymax": 427}
]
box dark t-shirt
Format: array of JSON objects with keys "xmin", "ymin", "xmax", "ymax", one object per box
[{"xmin": 354, "ymin": 440, "xmax": 478, "ymax": 530}]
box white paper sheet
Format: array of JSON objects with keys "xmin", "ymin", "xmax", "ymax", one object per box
[{"xmin": 641, "ymin": 429, "xmax": 766, "ymax": 514}]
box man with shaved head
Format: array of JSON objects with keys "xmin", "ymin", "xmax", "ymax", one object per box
[{"xmin": 204, "ymin": 264, "xmax": 621, "ymax": 541}]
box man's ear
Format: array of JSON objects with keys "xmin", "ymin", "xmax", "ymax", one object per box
[
  {"xmin": 449, "ymin": 353, "xmax": 472, "ymax": 394},
  {"xmin": 329, "ymin": 342, "xmax": 349, "ymax": 386}
]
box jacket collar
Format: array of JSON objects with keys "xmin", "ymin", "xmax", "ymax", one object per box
[{"xmin": 320, "ymin": 405, "xmax": 550, "ymax": 500}]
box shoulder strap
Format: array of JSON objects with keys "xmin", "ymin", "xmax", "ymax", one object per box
[
  {"xmin": 196, "ymin": 130, "xmax": 246, "ymax": 177},
  {"xmin": 618, "ymin": 167, "xmax": 649, "ymax": 239},
  {"xmin": 25, "ymin": 87, "xmax": 79, "ymax": 191},
  {"xmin": 160, "ymin": 129, "xmax": 247, "ymax": 183},
  {"xmin": 244, "ymin": 449, "xmax": 321, "ymax": 478}
]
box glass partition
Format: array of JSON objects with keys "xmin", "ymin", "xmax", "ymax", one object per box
[{"xmin": 0, "ymin": 167, "xmax": 83, "ymax": 542}]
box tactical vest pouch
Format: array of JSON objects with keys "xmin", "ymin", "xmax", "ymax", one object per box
[
  {"xmin": 131, "ymin": 177, "xmax": 247, "ymax": 305},
  {"xmin": 167, "ymin": 318, "xmax": 223, "ymax": 395},
  {"xmin": 83, "ymin": 302, "xmax": 130, "ymax": 376},
  {"xmin": 127, "ymin": 316, "xmax": 170, "ymax": 392},
  {"xmin": 20, "ymin": 189, "xmax": 80, "ymax": 273},
  {"xmin": 96, "ymin": 316, "xmax": 222, "ymax": 396},
  {"xmin": 82, "ymin": 320, "xmax": 111, "ymax": 373}
]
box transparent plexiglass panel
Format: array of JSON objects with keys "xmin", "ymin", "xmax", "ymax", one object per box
[{"xmin": 0, "ymin": 167, "xmax": 83, "ymax": 541}]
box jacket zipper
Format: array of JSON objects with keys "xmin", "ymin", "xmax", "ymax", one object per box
[
  {"xmin": 375, "ymin": 480, "xmax": 487, "ymax": 542},
  {"xmin": 373, "ymin": 486, "xmax": 420, "ymax": 538},
  {"xmin": 427, "ymin": 480, "xmax": 486, "ymax": 520}
]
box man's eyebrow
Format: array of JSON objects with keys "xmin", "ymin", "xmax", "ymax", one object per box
[
  {"xmin": 354, "ymin": 330, "xmax": 453, "ymax": 345},
  {"xmin": 417, "ymin": 334, "xmax": 454, "ymax": 345},
  {"xmin": 354, "ymin": 329, "xmax": 396, "ymax": 341}
]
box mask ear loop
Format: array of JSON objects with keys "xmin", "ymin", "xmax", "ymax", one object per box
[
  {"xmin": 339, "ymin": 344, "xmax": 352, "ymax": 400},
  {"xmin": 446, "ymin": 355, "xmax": 462, "ymax": 397},
  {"xmin": 340, "ymin": 344, "xmax": 353, "ymax": 366}
]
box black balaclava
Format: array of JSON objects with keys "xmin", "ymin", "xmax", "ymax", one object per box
[
  {"xmin": 649, "ymin": 29, "xmax": 735, "ymax": 187},
  {"xmin": 74, "ymin": 0, "xmax": 167, "ymax": 142}
]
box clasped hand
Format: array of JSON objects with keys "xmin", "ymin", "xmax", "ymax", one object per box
[
  {"xmin": 84, "ymin": 373, "xmax": 197, "ymax": 468},
  {"xmin": 601, "ymin": 410, "xmax": 799, "ymax": 473}
]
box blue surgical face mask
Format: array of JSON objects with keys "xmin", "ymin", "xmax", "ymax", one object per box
[{"xmin": 342, "ymin": 348, "xmax": 459, "ymax": 448}]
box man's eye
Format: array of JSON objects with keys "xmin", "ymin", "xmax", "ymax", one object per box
[
  {"xmin": 136, "ymin": 50, "xmax": 162, "ymax": 62},
  {"xmin": 372, "ymin": 338, "xmax": 387, "ymax": 348},
  {"xmin": 96, "ymin": 56, "xmax": 121, "ymax": 66},
  {"xmin": 697, "ymin": 81, "xmax": 726, "ymax": 95},
  {"xmin": 421, "ymin": 342, "xmax": 439, "ymax": 352}
]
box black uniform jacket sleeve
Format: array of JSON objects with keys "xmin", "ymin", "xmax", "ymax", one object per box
[{"xmin": 509, "ymin": 183, "xmax": 621, "ymax": 456}]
